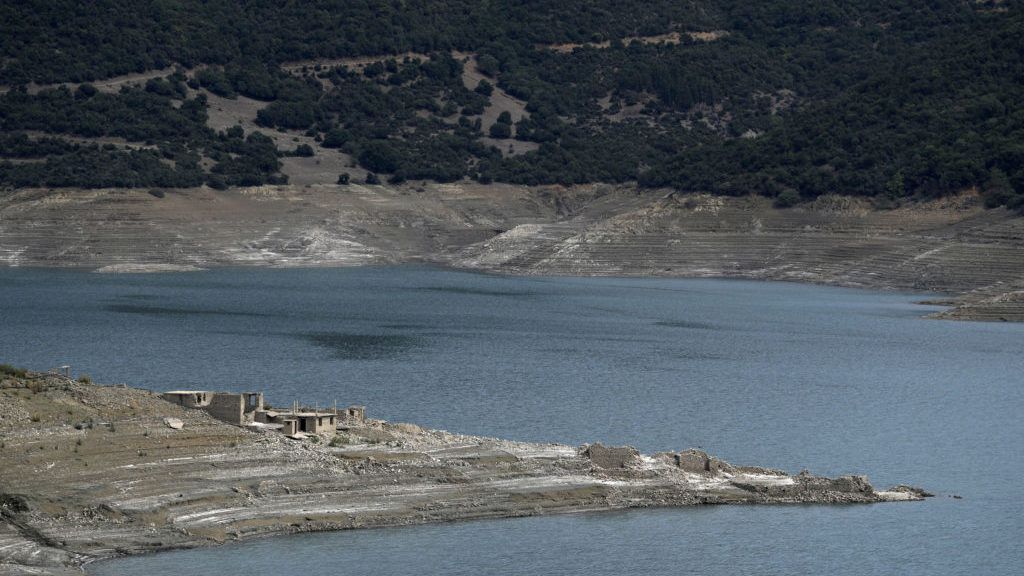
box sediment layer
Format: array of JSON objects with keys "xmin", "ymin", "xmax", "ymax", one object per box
[
  {"xmin": 1, "ymin": 184, "xmax": 1021, "ymax": 320},
  {"xmin": 0, "ymin": 373, "xmax": 924, "ymax": 575}
]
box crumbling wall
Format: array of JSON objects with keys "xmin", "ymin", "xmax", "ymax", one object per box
[
  {"xmin": 162, "ymin": 392, "xmax": 211, "ymax": 408},
  {"xmin": 580, "ymin": 443, "xmax": 640, "ymax": 469},
  {"xmin": 339, "ymin": 405, "xmax": 366, "ymax": 426},
  {"xmin": 205, "ymin": 393, "xmax": 244, "ymax": 425},
  {"xmin": 244, "ymin": 393, "xmax": 264, "ymax": 413},
  {"xmin": 279, "ymin": 419, "xmax": 298, "ymax": 435},
  {"xmin": 668, "ymin": 449, "xmax": 734, "ymax": 474}
]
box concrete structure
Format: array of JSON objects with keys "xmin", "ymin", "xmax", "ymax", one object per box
[
  {"xmin": 296, "ymin": 412, "xmax": 337, "ymax": 435},
  {"xmin": 255, "ymin": 409, "xmax": 337, "ymax": 438},
  {"xmin": 164, "ymin": 390, "xmax": 340, "ymax": 438},
  {"xmin": 163, "ymin": 391, "xmax": 263, "ymax": 426},
  {"xmin": 162, "ymin": 391, "xmax": 212, "ymax": 409}
]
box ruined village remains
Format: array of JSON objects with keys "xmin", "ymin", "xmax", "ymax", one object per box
[{"xmin": 161, "ymin": 390, "xmax": 365, "ymax": 437}]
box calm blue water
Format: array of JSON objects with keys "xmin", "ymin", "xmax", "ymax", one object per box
[{"xmin": 0, "ymin": 266, "xmax": 1020, "ymax": 575}]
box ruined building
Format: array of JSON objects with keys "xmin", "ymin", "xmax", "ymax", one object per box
[
  {"xmin": 162, "ymin": 391, "xmax": 265, "ymax": 425},
  {"xmin": 162, "ymin": 390, "xmax": 364, "ymax": 438}
]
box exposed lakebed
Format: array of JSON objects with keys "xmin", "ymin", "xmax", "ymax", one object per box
[{"xmin": 0, "ymin": 266, "xmax": 1020, "ymax": 575}]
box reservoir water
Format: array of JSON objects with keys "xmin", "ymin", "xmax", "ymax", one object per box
[{"xmin": 0, "ymin": 266, "xmax": 1020, "ymax": 575}]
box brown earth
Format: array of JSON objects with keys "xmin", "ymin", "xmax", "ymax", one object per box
[{"xmin": 0, "ymin": 372, "xmax": 926, "ymax": 575}]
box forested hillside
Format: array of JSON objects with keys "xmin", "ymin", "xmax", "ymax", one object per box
[{"xmin": 1, "ymin": 0, "xmax": 1021, "ymax": 210}]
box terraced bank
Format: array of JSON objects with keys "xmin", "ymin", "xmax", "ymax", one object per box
[
  {"xmin": 0, "ymin": 373, "xmax": 925, "ymax": 575},
  {"xmin": 1, "ymin": 184, "xmax": 1021, "ymax": 320}
]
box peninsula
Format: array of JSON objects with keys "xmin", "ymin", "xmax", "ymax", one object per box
[{"xmin": 0, "ymin": 369, "xmax": 927, "ymax": 575}]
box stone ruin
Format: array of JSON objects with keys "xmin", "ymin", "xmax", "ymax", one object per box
[
  {"xmin": 580, "ymin": 443, "xmax": 642, "ymax": 469},
  {"xmin": 663, "ymin": 449, "xmax": 735, "ymax": 474},
  {"xmin": 161, "ymin": 390, "xmax": 366, "ymax": 438}
]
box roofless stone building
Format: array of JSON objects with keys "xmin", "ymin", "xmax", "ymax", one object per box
[{"xmin": 162, "ymin": 390, "xmax": 364, "ymax": 438}]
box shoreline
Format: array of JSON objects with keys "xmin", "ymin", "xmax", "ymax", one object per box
[
  {"xmin": 78, "ymin": 495, "xmax": 921, "ymax": 574},
  {"xmin": 0, "ymin": 374, "xmax": 928, "ymax": 575},
  {"xmin": 0, "ymin": 260, "xmax": 966, "ymax": 322},
  {"xmin": 1, "ymin": 185, "xmax": 1020, "ymax": 321}
]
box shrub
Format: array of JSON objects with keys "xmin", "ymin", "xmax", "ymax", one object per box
[
  {"xmin": 321, "ymin": 128, "xmax": 351, "ymax": 149},
  {"xmin": 476, "ymin": 54, "xmax": 500, "ymax": 77},
  {"xmin": 75, "ymin": 83, "xmax": 98, "ymax": 99},
  {"xmin": 77, "ymin": 374, "xmax": 92, "ymax": 384},
  {"xmin": 337, "ymin": 172, "xmax": 350, "ymax": 185},
  {"xmin": 329, "ymin": 434, "xmax": 351, "ymax": 447},
  {"xmin": 774, "ymin": 189, "xmax": 801, "ymax": 208},
  {"xmin": 0, "ymin": 364, "xmax": 27, "ymax": 378},
  {"xmin": 489, "ymin": 122, "xmax": 511, "ymax": 139},
  {"xmin": 0, "ymin": 493, "xmax": 28, "ymax": 513},
  {"xmin": 475, "ymin": 79, "xmax": 493, "ymax": 97},
  {"xmin": 461, "ymin": 100, "xmax": 486, "ymax": 116}
]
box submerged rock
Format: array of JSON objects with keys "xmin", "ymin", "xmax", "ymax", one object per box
[{"xmin": 889, "ymin": 485, "xmax": 935, "ymax": 498}]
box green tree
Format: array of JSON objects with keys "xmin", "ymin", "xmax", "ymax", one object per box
[
  {"xmin": 489, "ymin": 122, "xmax": 512, "ymax": 138},
  {"xmin": 774, "ymin": 189, "xmax": 801, "ymax": 208},
  {"xmin": 475, "ymin": 79, "xmax": 494, "ymax": 97},
  {"xmin": 982, "ymin": 168, "xmax": 1017, "ymax": 208}
]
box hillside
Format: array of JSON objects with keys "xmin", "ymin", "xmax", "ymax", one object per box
[{"xmin": 0, "ymin": 1, "xmax": 1022, "ymax": 210}]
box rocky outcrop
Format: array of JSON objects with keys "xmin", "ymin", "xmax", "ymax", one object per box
[
  {"xmin": 930, "ymin": 288, "xmax": 1024, "ymax": 322},
  {"xmin": 731, "ymin": 471, "xmax": 875, "ymax": 502}
]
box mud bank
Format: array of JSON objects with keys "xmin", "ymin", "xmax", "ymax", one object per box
[
  {"xmin": 1, "ymin": 184, "xmax": 1021, "ymax": 321},
  {"xmin": 0, "ymin": 373, "xmax": 926, "ymax": 575}
]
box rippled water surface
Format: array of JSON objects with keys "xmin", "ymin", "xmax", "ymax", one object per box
[{"xmin": 0, "ymin": 266, "xmax": 1020, "ymax": 575}]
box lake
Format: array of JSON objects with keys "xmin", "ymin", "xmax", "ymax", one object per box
[{"xmin": 0, "ymin": 266, "xmax": 1020, "ymax": 575}]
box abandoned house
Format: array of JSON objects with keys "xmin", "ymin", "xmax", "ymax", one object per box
[
  {"xmin": 162, "ymin": 391, "xmax": 264, "ymax": 425},
  {"xmin": 162, "ymin": 390, "xmax": 363, "ymax": 438},
  {"xmin": 254, "ymin": 409, "xmax": 337, "ymax": 436}
]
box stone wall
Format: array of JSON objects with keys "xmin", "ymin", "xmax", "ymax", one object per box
[
  {"xmin": 668, "ymin": 449, "xmax": 734, "ymax": 474},
  {"xmin": 581, "ymin": 443, "xmax": 640, "ymax": 469},
  {"xmin": 205, "ymin": 393, "xmax": 244, "ymax": 425}
]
